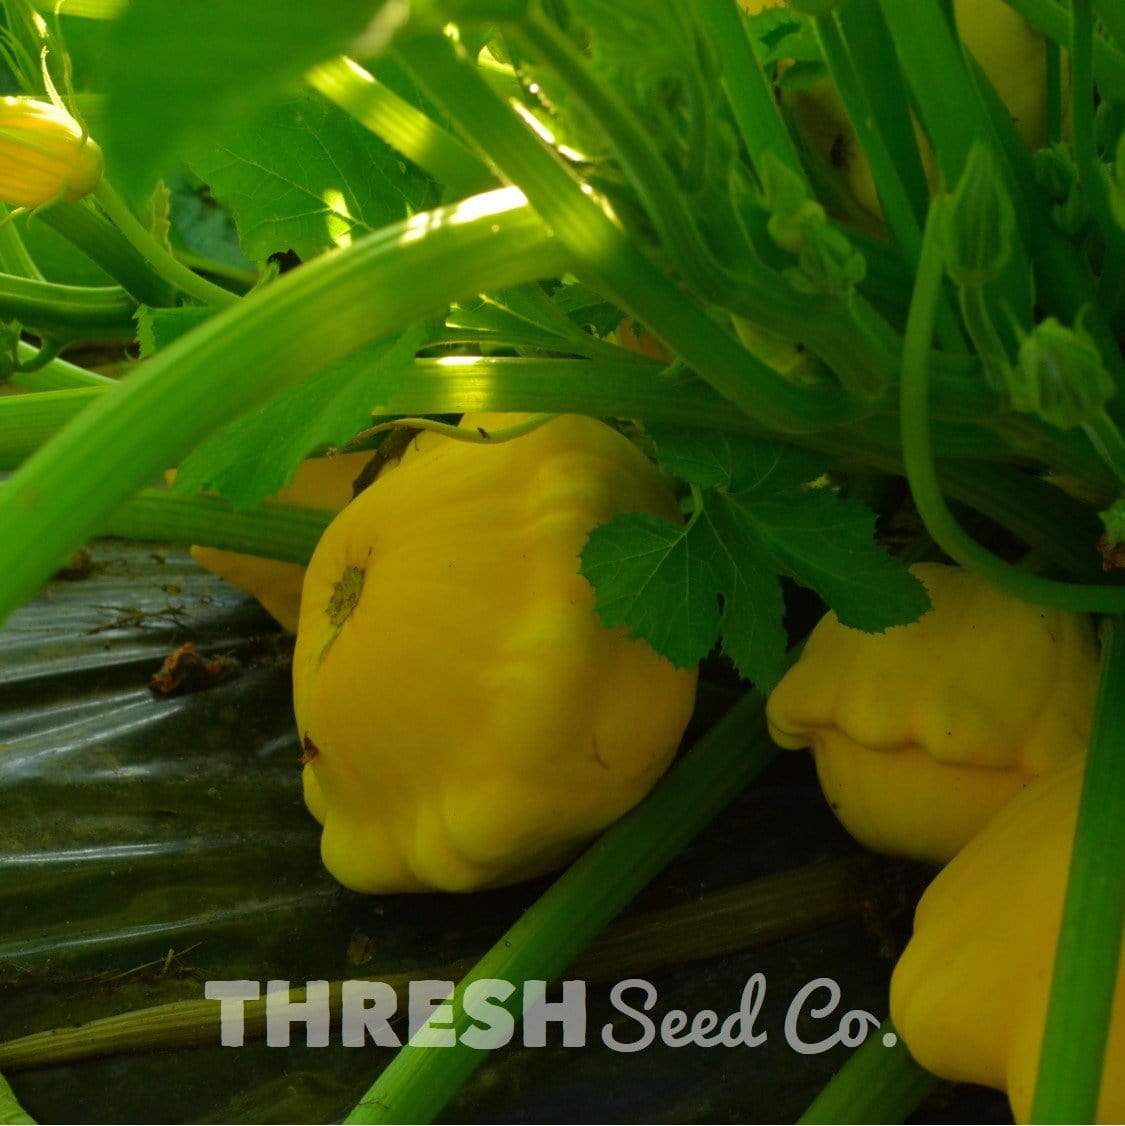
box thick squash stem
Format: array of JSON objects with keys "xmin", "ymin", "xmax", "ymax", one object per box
[{"xmin": 1031, "ymin": 616, "xmax": 1125, "ymax": 1121}]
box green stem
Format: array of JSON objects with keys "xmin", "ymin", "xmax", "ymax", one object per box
[
  {"xmin": 815, "ymin": 10, "xmax": 963, "ymax": 354},
  {"xmin": 41, "ymin": 202, "xmax": 174, "ymax": 307},
  {"xmin": 0, "ymin": 207, "xmax": 42, "ymax": 280},
  {"xmin": 702, "ymin": 1, "xmax": 804, "ymax": 179},
  {"xmin": 0, "ymin": 387, "xmax": 101, "ymax": 469},
  {"xmin": 1031, "ymin": 617, "xmax": 1125, "ymax": 1123},
  {"xmin": 513, "ymin": 11, "xmax": 910, "ymax": 399},
  {"xmin": 1045, "ymin": 38, "xmax": 1062, "ymax": 145},
  {"xmin": 877, "ymin": 0, "xmax": 1033, "ymax": 319},
  {"xmin": 1085, "ymin": 410, "xmax": 1125, "ymax": 488},
  {"xmin": 1071, "ymin": 0, "xmax": 1125, "ymax": 307},
  {"xmin": 902, "ymin": 198, "xmax": 1125, "ymax": 612},
  {"xmin": 11, "ymin": 342, "xmax": 113, "ymax": 390},
  {"xmin": 967, "ymin": 51, "xmax": 1125, "ymax": 400},
  {"xmin": 0, "ymin": 188, "xmax": 569, "ymax": 625},
  {"xmin": 505, "ymin": 12, "xmax": 752, "ymax": 303},
  {"xmin": 799, "ymin": 1020, "xmax": 938, "ymax": 1125},
  {"xmin": 1090, "ymin": 0, "xmax": 1125, "ymax": 53},
  {"xmin": 0, "ymin": 358, "xmax": 1108, "ymax": 580},
  {"xmin": 1004, "ymin": 0, "xmax": 1125, "ymax": 101},
  {"xmin": 345, "ymin": 692, "xmax": 777, "ymax": 1124},
  {"xmin": 393, "ymin": 33, "xmax": 863, "ymax": 433},
  {"xmin": 347, "ymin": 411, "xmax": 555, "ymax": 449},
  {"xmin": 102, "ymin": 490, "xmax": 330, "ymax": 562},
  {"xmin": 0, "ymin": 273, "xmax": 136, "ymax": 338},
  {"xmin": 834, "ymin": 0, "xmax": 930, "ymax": 216},
  {"xmin": 958, "ymin": 283, "xmax": 1011, "ymax": 392},
  {"xmin": 172, "ymin": 249, "xmax": 256, "ymax": 292},
  {"xmin": 92, "ymin": 181, "xmax": 238, "ymax": 308},
  {"xmin": 471, "ymin": 16, "xmax": 933, "ymax": 416},
  {"xmin": 812, "ymin": 19, "xmax": 915, "ymax": 254},
  {"xmin": 306, "ymin": 57, "xmax": 495, "ymax": 199}
]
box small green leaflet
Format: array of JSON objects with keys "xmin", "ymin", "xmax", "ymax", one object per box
[
  {"xmin": 172, "ymin": 322, "xmax": 432, "ymax": 508},
  {"xmin": 135, "ymin": 305, "xmax": 215, "ymax": 358},
  {"xmin": 191, "ymin": 91, "xmax": 436, "ymax": 262},
  {"xmin": 581, "ymin": 426, "xmax": 930, "ymax": 691}
]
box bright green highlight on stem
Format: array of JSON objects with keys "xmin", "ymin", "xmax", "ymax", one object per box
[
  {"xmin": 1031, "ymin": 617, "xmax": 1125, "ymax": 1123},
  {"xmin": 346, "ymin": 692, "xmax": 777, "ymax": 1124},
  {"xmin": 900, "ymin": 198, "xmax": 1125, "ymax": 613},
  {"xmin": 306, "ymin": 57, "xmax": 494, "ymax": 199},
  {"xmin": 799, "ymin": 1019, "xmax": 937, "ymax": 1125}
]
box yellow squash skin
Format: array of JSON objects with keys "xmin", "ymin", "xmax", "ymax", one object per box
[
  {"xmin": 0, "ymin": 97, "xmax": 103, "ymax": 209},
  {"xmin": 292, "ymin": 413, "xmax": 699, "ymax": 894},
  {"xmin": 782, "ymin": 0, "xmax": 1058, "ymax": 221},
  {"xmin": 191, "ymin": 452, "xmax": 370, "ymax": 632},
  {"xmin": 891, "ymin": 757, "xmax": 1124, "ymax": 1122},
  {"xmin": 766, "ymin": 563, "xmax": 1099, "ymax": 863}
]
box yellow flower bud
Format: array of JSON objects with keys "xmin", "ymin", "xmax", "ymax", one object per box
[{"xmin": 0, "ymin": 97, "xmax": 103, "ymax": 209}]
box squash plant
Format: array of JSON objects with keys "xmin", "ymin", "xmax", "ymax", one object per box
[{"xmin": 0, "ymin": 0, "xmax": 1123, "ymax": 1122}]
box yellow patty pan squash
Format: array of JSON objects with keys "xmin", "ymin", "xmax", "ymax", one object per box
[
  {"xmin": 766, "ymin": 563, "xmax": 1099, "ymax": 864},
  {"xmin": 292, "ymin": 413, "xmax": 699, "ymax": 894},
  {"xmin": 0, "ymin": 97, "xmax": 103, "ymax": 209},
  {"xmin": 190, "ymin": 452, "xmax": 370, "ymax": 632},
  {"xmin": 780, "ymin": 0, "xmax": 1060, "ymax": 222},
  {"xmin": 891, "ymin": 756, "xmax": 1124, "ymax": 1122}
]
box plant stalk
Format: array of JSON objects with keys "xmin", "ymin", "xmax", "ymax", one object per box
[
  {"xmin": 1030, "ymin": 617, "xmax": 1125, "ymax": 1122},
  {"xmin": 346, "ymin": 692, "xmax": 776, "ymax": 1124}
]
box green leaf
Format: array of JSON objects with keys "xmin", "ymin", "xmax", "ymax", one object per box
[
  {"xmin": 580, "ymin": 512, "xmax": 723, "ymax": 670},
  {"xmin": 167, "ymin": 171, "xmax": 254, "ymax": 272},
  {"xmin": 699, "ymin": 503, "xmax": 789, "ymax": 689},
  {"xmin": 646, "ymin": 422, "xmax": 825, "ymax": 494},
  {"xmin": 731, "ymin": 488, "xmax": 929, "ymax": 632},
  {"xmin": 581, "ymin": 427, "xmax": 928, "ymax": 689},
  {"xmin": 190, "ymin": 91, "xmax": 436, "ymax": 262},
  {"xmin": 172, "ymin": 322, "xmax": 431, "ymax": 507},
  {"xmin": 102, "ymin": 0, "xmax": 387, "ymax": 197},
  {"xmin": 552, "ymin": 281, "xmax": 621, "ymax": 337},
  {"xmin": 135, "ymin": 305, "xmax": 215, "ymax": 358}
]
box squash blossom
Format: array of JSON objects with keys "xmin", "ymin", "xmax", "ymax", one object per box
[
  {"xmin": 891, "ymin": 757, "xmax": 1124, "ymax": 1123},
  {"xmin": 766, "ymin": 563, "xmax": 1099, "ymax": 864},
  {"xmin": 0, "ymin": 97, "xmax": 103, "ymax": 209},
  {"xmin": 292, "ymin": 413, "xmax": 699, "ymax": 893}
]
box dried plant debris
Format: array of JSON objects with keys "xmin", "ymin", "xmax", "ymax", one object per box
[
  {"xmin": 52, "ymin": 549, "xmax": 96, "ymax": 581},
  {"xmin": 149, "ymin": 641, "xmax": 239, "ymax": 696}
]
